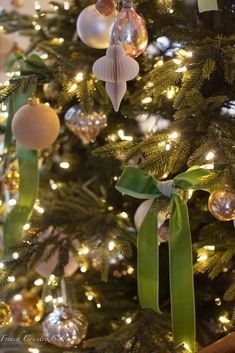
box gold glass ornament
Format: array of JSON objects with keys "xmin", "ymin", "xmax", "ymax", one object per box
[
  {"xmin": 4, "ymin": 169, "xmax": 20, "ymax": 193},
  {"xmin": 43, "ymin": 305, "xmax": 88, "ymax": 348},
  {"xmin": 109, "ymin": 0, "xmax": 148, "ymax": 58},
  {"xmin": 9, "ymin": 291, "xmax": 44, "ymax": 327},
  {"xmin": 76, "ymin": 4, "xmax": 115, "ymax": 49},
  {"xmin": 0, "ymin": 302, "xmax": 12, "ymax": 327},
  {"xmin": 96, "ymin": 0, "xmax": 116, "ymax": 16},
  {"xmin": 208, "ymin": 189, "xmax": 235, "ymax": 221},
  {"xmin": 65, "ymin": 104, "xmax": 107, "ymax": 144}
]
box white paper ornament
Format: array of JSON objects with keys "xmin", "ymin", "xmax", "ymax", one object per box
[
  {"xmin": 76, "ymin": 4, "xmax": 115, "ymax": 49},
  {"xmin": 92, "ymin": 44, "xmax": 139, "ymax": 111}
]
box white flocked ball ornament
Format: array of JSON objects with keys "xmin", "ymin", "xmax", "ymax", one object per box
[
  {"xmin": 76, "ymin": 4, "xmax": 115, "ymax": 49},
  {"xmin": 0, "ymin": 34, "xmax": 14, "ymax": 70},
  {"xmin": 12, "ymin": 98, "xmax": 60, "ymax": 150}
]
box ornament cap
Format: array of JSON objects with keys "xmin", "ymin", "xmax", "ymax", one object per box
[{"xmin": 28, "ymin": 97, "xmax": 40, "ymax": 105}]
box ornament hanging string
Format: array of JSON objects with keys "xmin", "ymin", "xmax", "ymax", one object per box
[{"xmin": 116, "ymin": 166, "xmax": 211, "ymax": 353}]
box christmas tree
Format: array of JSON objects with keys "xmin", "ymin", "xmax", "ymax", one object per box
[{"xmin": 0, "ymin": 0, "xmax": 234, "ymax": 352}]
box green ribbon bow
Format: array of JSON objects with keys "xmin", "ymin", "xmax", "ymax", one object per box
[{"xmin": 116, "ymin": 166, "xmax": 210, "ymax": 352}]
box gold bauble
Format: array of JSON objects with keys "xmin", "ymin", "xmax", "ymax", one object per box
[
  {"xmin": 12, "ymin": 98, "xmax": 60, "ymax": 150},
  {"xmin": 76, "ymin": 4, "xmax": 116, "ymax": 49},
  {"xmin": 9, "ymin": 291, "xmax": 44, "ymax": 327},
  {"xmin": 0, "ymin": 301, "xmax": 12, "ymax": 327},
  {"xmin": 4, "ymin": 169, "xmax": 20, "ymax": 193},
  {"xmin": 43, "ymin": 305, "xmax": 88, "ymax": 348},
  {"xmin": 208, "ymin": 189, "xmax": 235, "ymax": 221}
]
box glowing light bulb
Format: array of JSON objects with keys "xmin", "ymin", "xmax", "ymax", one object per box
[
  {"xmin": 59, "ymin": 162, "xmax": 70, "ymax": 169},
  {"xmin": 219, "ymin": 315, "xmax": 230, "ymax": 324},
  {"xmin": 75, "ymin": 72, "xmax": 84, "ymax": 82},
  {"xmin": 7, "ymin": 276, "xmax": 15, "ymax": 283},
  {"xmin": 80, "ymin": 266, "xmax": 87, "ymax": 273},
  {"xmin": 12, "ymin": 252, "xmax": 19, "ymax": 260},
  {"xmin": 125, "ymin": 317, "xmax": 132, "ymax": 324},
  {"xmin": 205, "ymin": 151, "xmax": 215, "ymax": 161},
  {"xmin": 203, "ymin": 245, "xmax": 215, "ymax": 251},
  {"xmin": 68, "ymin": 83, "xmax": 77, "ymax": 92},
  {"xmin": 197, "ymin": 254, "xmax": 208, "ymax": 262},
  {"xmin": 23, "ymin": 223, "xmax": 30, "ymax": 231},
  {"xmin": 141, "ymin": 97, "xmax": 152, "ymax": 104},
  {"xmin": 108, "ymin": 241, "xmax": 115, "ymax": 251},
  {"xmin": 175, "ymin": 66, "xmax": 187, "ymax": 73},
  {"xmin": 169, "ymin": 131, "xmax": 179, "ymax": 139},
  {"xmin": 34, "ymin": 278, "xmax": 44, "ymax": 286}
]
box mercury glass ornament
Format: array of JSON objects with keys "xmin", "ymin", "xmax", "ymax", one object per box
[
  {"xmin": 64, "ymin": 105, "xmax": 107, "ymax": 144},
  {"xmin": 0, "ymin": 302, "xmax": 12, "ymax": 327},
  {"xmin": 208, "ymin": 189, "xmax": 235, "ymax": 221},
  {"xmin": 9, "ymin": 291, "xmax": 44, "ymax": 327},
  {"xmin": 43, "ymin": 306, "xmax": 88, "ymax": 348},
  {"xmin": 109, "ymin": 0, "xmax": 148, "ymax": 58}
]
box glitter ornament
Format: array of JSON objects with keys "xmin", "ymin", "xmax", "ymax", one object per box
[
  {"xmin": 0, "ymin": 34, "xmax": 14, "ymax": 70},
  {"xmin": 9, "ymin": 291, "xmax": 44, "ymax": 327},
  {"xmin": 109, "ymin": 0, "xmax": 148, "ymax": 58},
  {"xmin": 92, "ymin": 44, "xmax": 139, "ymax": 111},
  {"xmin": 0, "ymin": 302, "xmax": 12, "ymax": 327},
  {"xmin": 4, "ymin": 168, "xmax": 20, "ymax": 193},
  {"xmin": 12, "ymin": 98, "xmax": 60, "ymax": 150},
  {"xmin": 96, "ymin": 0, "xmax": 116, "ymax": 16},
  {"xmin": 43, "ymin": 305, "xmax": 88, "ymax": 348},
  {"xmin": 76, "ymin": 4, "xmax": 115, "ymax": 49},
  {"xmin": 208, "ymin": 189, "xmax": 235, "ymax": 221},
  {"xmin": 65, "ymin": 104, "xmax": 107, "ymax": 144}
]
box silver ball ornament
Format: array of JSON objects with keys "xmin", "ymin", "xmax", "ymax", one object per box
[
  {"xmin": 76, "ymin": 4, "xmax": 115, "ymax": 49},
  {"xmin": 43, "ymin": 306, "xmax": 88, "ymax": 348}
]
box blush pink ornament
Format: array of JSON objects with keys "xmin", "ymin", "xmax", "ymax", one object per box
[
  {"xmin": 92, "ymin": 44, "xmax": 139, "ymax": 111},
  {"xmin": 109, "ymin": 0, "xmax": 148, "ymax": 58}
]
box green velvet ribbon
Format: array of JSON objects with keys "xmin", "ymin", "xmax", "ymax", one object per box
[
  {"xmin": 116, "ymin": 166, "xmax": 210, "ymax": 352},
  {"xmin": 3, "ymin": 92, "xmax": 38, "ymax": 259}
]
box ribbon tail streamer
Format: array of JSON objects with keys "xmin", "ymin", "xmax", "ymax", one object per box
[
  {"xmin": 3, "ymin": 93, "xmax": 38, "ymax": 259},
  {"xmin": 138, "ymin": 211, "xmax": 161, "ymax": 313},
  {"xmin": 169, "ymin": 195, "xmax": 195, "ymax": 353}
]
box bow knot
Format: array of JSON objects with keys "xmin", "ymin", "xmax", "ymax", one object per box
[{"xmin": 158, "ymin": 179, "xmax": 174, "ymax": 198}]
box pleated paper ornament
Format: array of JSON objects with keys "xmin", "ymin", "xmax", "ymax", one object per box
[{"xmin": 92, "ymin": 44, "xmax": 139, "ymax": 111}]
